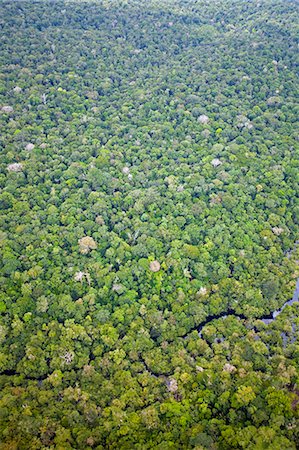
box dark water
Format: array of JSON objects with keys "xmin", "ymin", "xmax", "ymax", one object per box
[
  {"xmin": 197, "ymin": 278, "xmax": 299, "ymax": 338},
  {"xmin": 260, "ymin": 278, "xmax": 299, "ymax": 325}
]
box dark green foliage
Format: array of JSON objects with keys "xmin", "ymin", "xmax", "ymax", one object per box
[{"xmin": 0, "ymin": 0, "xmax": 298, "ymax": 448}]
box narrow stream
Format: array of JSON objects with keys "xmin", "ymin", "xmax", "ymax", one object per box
[
  {"xmin": 197, "ymin": 278, "xmax": 299, "ymax": 337},
  {"xmin": 144, "ymin": 278, "xmax": 299, "ymax": 378},
  {"xmin": 260, "ymin": 278, "xmax": 299, "ymax": 325}
]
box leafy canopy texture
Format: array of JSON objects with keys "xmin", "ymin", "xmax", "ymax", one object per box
[{"xmin": 0, "ymin": 0, "xmax": 299, "ymax": 449}]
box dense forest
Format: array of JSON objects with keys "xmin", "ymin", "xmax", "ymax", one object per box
[{"xmin": 0, "ymin": 0, "xmax": 299, "ymax": 448}]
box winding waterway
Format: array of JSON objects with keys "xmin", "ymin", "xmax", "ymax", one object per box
[
  {"xmin": 260, "ymin": 278, "xmax": 299, "ymax": 324},
  {"xmin": 1, "ymin": 276, "xmax": 298, "ymax": 380},
  {"xmin": 169, "ymin": 275, "xmax": 299, "ymax": 342},
  {"xmin": 196, "ymin": 278, "xmax": 299, "ymax": 338},
  {"xmin": 141, "ymin": 278, "xmax": 299, "ymax": 378},
  {"xmin": 180, "ymin": 238, "xmax": 299, "ymax": 340}
]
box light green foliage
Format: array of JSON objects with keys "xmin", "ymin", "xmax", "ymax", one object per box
[{"xmin": 0, "ymin": 0, "xmax": 298, "ymax": 448}]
